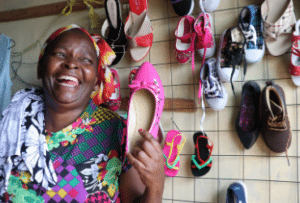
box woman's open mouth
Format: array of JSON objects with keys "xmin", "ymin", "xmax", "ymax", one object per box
[{"xmin": 56, "ymin": 75, "xmax": 79, "ymax": 87}]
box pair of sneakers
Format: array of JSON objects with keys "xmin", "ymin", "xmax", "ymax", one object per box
[{"xmin": 175, "ymin": 13, "xmax": 215, "ymax": 73}]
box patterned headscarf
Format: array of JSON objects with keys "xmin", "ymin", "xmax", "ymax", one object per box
[{"xmin": 39, "ymin": 24, "xmax": 116, "ymax": 105}]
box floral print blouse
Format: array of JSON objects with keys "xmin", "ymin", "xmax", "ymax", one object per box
[{"xmin": 2, "ymin": 101, "xmax": 130, "ymax": 203}]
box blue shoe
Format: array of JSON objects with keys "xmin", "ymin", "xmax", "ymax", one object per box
[
  {"xmin": 226, "ymin": 181, "xmax": 248, "ymax": 203},
  {"xmin": 238, "ymin": 5, "xmax": 265, "ymax": 63}
]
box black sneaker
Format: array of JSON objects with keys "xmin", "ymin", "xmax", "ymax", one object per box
[{"xmin": 170, "ymin": 0, "xmax": 194, "ymax": 16}]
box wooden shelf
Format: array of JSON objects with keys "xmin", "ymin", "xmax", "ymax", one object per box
[{"xmin": 0, "ymin": 0, "xmax": 128, "ymax": 23}]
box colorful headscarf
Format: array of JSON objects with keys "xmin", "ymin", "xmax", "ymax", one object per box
[{"xmin": 39, "ymin": 24, "xmax": 116, "ymax": 105}]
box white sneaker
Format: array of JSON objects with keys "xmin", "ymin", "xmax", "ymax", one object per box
[
  {"xmin": 200, "ymin": 58, "xmax": 228, "ymax": 111},
  {"xmin": 199, "ymin": 0, "xmax": 220, "ymax": 13}
]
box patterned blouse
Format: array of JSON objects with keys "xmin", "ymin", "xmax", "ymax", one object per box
[{"xmin": 2, "ymin": 101, "xmax": 130, "ymax": 203}]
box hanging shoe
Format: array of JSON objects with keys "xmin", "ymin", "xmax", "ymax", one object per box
[
  {"xmin": 261, "ymin": 0, "xmax": 296, "ymax": 56},
  {"xmin": 102, "ymin": 0, "xmax": 127, "ymax": 66},
  {"xmin": 175, "ymin": 15, "xmax": 196, "ymax": 73},
  {"xmin": 199, "ymin": 0, "xmax": 220, "ymax": 13},
  {"xmin": 194, "ymin": 12, "xmax": 215, "ymax": 66},
  {"xmin": 238, "ymin": 5, "xmax": 265, "ymax": 63},
  {"xmin": 127, "ymin": 62, "xmax": 165, "ymax": 153},
  {"xmin": 170, "ymin": 0, "xmax": 194, "ymax": 16},
  {"xmin": 226, "ymin": 181, "xmax": 248, "ymax": 203},
  {"xmin": 125, "ymin": 0, "xmax": 153, "ymax": 62},
  {"xmin": 217, "ymin": 27, "xmax": 246, "ymax": 94},
  {"xmin": 289, "ymin": 20, "xmax": 300, "ymax": 86},
  {"xmin": 235, "ymin": 81, "xmax": 261, "ymax": 149},
  {"xmin": 200, "ymin": 58, "xmax": 227, "ymax": 111}
]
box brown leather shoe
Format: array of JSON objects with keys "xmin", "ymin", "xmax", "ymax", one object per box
[{"xmin": 259, "ymin": 81, "xmax": 292, "ymax": 153}]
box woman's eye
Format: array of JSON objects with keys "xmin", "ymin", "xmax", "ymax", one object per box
[
  {"xmin": 52, "ymin": 52, "xmax": 65, "ymax": 57},
  {"xmin": 82, "ymin": 58, "xmax": 93, "ymax": 64}
]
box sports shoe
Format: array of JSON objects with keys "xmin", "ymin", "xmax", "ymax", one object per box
[
  {"xmin": 199, "ymin": 0, "xmax": 220, "ymax": 13},
  {"xmin": 289, "ymin": 20, "xmax": 300, "ymax": 86},
  {"xmin": 170, "ymin": 0, "xmax": 194, "ymax": 16},
  {"xmin": 226, "ymin": 181, "xmax": 248, "ymax": 203},
  {"xmin": 217, "ymin": 27, "xmax": 246, "ymax": 93},
  {"xmin": 194, "ymin": 12, "xmax": 215, "ymax": 65},
  {"xmin": 200, "ymin": 58, "xmax": 227, "ymax": 111},
  {"xmin": 259, "ymin": 81, "xmax": 291, "ymax": 154},
  {"xmin": 238, "ymin": 5, "xmax": 265, "ymax": 63},
  {"xmin": 235, "ymin": 81, "xmax": 261, "ymax": 149}
]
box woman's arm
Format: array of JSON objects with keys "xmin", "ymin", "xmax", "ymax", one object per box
[{"xmin": 119, "ymin": 129, "xmax": 165, "ymax": 203}]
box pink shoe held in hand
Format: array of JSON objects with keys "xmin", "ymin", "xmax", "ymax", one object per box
[
  {"xmin": 289, "ymin": 20, "xmax": 300, "ymax": 86},
  {"xmin": 127, "ymin": 62, "xmax": 165, "ymax": 153},
  {"xmin": 175, "ymin": 15, "xmax": 196, "ymax": 73},
  {"xmin": 163, "ymin": 130, "xmax": 186, "ymax": 177}
]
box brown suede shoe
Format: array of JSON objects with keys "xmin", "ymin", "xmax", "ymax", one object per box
[{"xmin": 259, "ymin": 81, "xmax": 292, "ymax": 153}]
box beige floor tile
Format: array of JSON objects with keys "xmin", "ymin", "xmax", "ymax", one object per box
[
  {"xmin": 172, "ymin": 84, "xmax": 195, "ymax": 100},
  {"xmin": 163, "ymin": 177, "xmax": 173, "ymax": 199},
  {"xmin": 218, "ymin": 0, "xmax": 238, "ymax": 10},
  {"xmin": 245, "ymin": 56, "xmax": 268, "ymax": 81},
  {"xmin": 244, "ymin": 180, "xmax": 270, "ymax": 203},
  {"xmin": 169, "ymin": 16, "xmax": 181, "ymax": 41},
  {"xmin": 155, "ymin": 64, "xmax": 172, "ymax": 86},
  {"xmin": 214, "ymin": 9, "xmax": 239, "ymax": 35},
  {"xmin": 270, "ymin": 182, "xmax": 298, "ymax": 203},
  {"xmin": 173, "ymin": 177, "xmax": 194, "ymax": 201},
  {"xmin": 161, "ymin": 111, "xmax": 173, "ymax": 132},
  {"xmin": 173, "ymin": 111, "xmax": 195, "ymax": 131},
  {"xmin": 152, "ymin": 19, "xmax": 170, "ymax": 42},
  {"xmin": 244, "ymin": 156, "xmax": 269, "ymax": 180},
  {"xmin": 117, "ymin": 67, "xmax": 131, "ymax": 88},
  {"xmin": 270, "ymin": 157, "xmax": 297, "ymax": 182},
  {"xmin": 176, "ymin": 154, "xmax": 194, "ymax": 177},
  {"xmin": 148, "ymin": 0, "xmax": 168, "ymax": 20},
  {"xmin": 164, "ymin": 86, "xmax": 173, "ymax": 98},
  {"xmin": 238, "ymin": 0, "xmax": 264, "ymax": 7},
  {"xmin": 287, "ymin": 105, "xmax": 297, "ymax": 130},
  {"xmin": 150, "ymin": 41, "xmax": 171, "ymax": 64},
  {"xmin": 162, "ymin": 200, "xmax": 172, "ymax": 203},
  {"xmin": 200, "ymin": 155, "xmax": 219, "ymax": 179},
  {"xmin": 195, "ymin": 108, "xmax": 219, "ymax": 131},
  {"xmin": 218, "ymin": 179, "xmax": 238, "ymax": 202},
  {"xmin": 195, "ymin": 179, "xmax": 218, "ymax": 202},
  {"xmin": 219, "ymin": 131, "xmax": 244, "ymax": 155},
  {"xmin": 113, "ymin": 51, "xmax": 131, "ymax": 68},
  {"xmin": 167, "ymin": 0, "xmax": 179, "ymax": 18},
  {"xmin": 219, "ymin": 156, "xmax": 243, "ymax": 179},
  {"xmin": 223, "ymin": 81, "xmax": 242, "ymax": 107},
  {"xmin": 179, "ymin": 131, "xmax": 195, "ymax": 155},
  {"xmin": 267, "ymin": 53, "xmax": 290, "ymax": 79},
  {"xmin": 171, "ymin": 63, "xmax": 195, "ymax": 85},
  {"xmin": 218, "ymin": 107, "xmax": 239, "ymax": 130}
]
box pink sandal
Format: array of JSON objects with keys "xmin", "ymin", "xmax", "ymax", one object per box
[
  {"xmin": 163, "ymin": 130, "xmax": 186, "ymax": 177},
  {"xmin": 175, "ymin": 15, "xmax": 196, "ymax": 73},
  {"xmin": 126, "ymin": 62, "xmax": 165, "ymax": 153},
  {"xmin": 105, "ymin": 68, "xmax": 121, "ymax": 111}
]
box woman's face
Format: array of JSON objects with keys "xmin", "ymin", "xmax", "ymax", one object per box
[{"xmin": 39, "ymin": 30, "xmax": 99, "ymax": 107}]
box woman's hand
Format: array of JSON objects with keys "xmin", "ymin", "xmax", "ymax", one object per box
[{"xmin": 127, "ymin": 129, "xmax": 165, "ymax": 201}]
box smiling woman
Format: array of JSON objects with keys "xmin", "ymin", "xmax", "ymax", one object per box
[{"xmin": 0, "ymin": 25, "xmax": 165, "ymax": 203}]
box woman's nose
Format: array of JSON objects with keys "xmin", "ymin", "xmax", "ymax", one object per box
[{"xmin": 64, "ymin": 57, "xmax": 79, "ymax": 69}]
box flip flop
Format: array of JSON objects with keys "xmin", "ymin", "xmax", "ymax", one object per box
[
  {"xmin": 191, "ymin": 132, "xmax": 213, "ymax": 176},
  {"xmin": 163, "ymin": 130, "xmax": 186, "ymax": 177},
  {"xmin": 124, "ymin": 0, "xmax": 153, "ymax": 62}
]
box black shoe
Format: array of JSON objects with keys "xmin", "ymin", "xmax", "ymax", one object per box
[
  {"xmin": 170, "ymin": 0, "xmax": 194, "ymax": 16},
  {"xmin": 235, "ymin": 81, "xmax": 261, "ymax": 149}
]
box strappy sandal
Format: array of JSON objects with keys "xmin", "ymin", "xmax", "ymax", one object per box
[
  {"xmin": 163, "ymin": 130, "xmax": 186, "ymax": 177},
  {"xmin": 124, "ymin": 0, "xmax": 153, "ymax": 62},
  {"xmin": 261, "ymin": 0, "xmax": 296, "ymax": 56},
  {"xmin": 191, "ymin": 132, "xmax": 213, "ymax": 177},
  {"xmin": 175, "ymin": 15, "xmax": 196, "ymax": 73},
  {"xmin": 102, "ymin": 0, "xmax": 127, "ymax": 66}
]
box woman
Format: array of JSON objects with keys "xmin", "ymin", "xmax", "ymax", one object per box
[{"xmin": 0, "ymin": 25, "xmax": 165, "ymax": 202}]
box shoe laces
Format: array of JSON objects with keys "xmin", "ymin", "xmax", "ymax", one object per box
[
  {"xmin": 222, "ymin": 42, "xmax": 246, "ymax": 95},
  {"xmin": 267, "ymin": 115, "xmax": 287, "ymax": 130},
  {"xmin": 241, "ymin": 24, "xmax": 257, "ymax": 48},
  {"xmin": 203, "ymin": 75, "xmax": 222, "ymax": 98}
]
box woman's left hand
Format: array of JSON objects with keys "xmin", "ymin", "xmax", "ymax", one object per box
[{"xmin": 127, "ymin": 129, "xmax": 165, "ymax": 200}]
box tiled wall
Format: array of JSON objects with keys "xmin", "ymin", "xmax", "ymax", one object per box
[{"xmin": 1, "ymin": 0, "xmax": 300, "ymax": 202}]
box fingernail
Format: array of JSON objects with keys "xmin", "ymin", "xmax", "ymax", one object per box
[{"xmin": 138, "ymin": 129, "xmax": 144, "ymax": 133}]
